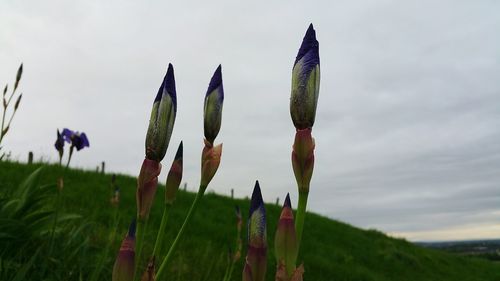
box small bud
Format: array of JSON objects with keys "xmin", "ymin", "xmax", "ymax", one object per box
[
  {"xmin": 274, "ymin": 194, "xmax": 298, "ymax": 278},
  {"xmin": 54, "ymin": 129, "xmax": 64, "ymax": 160},
  {"xmin": 2, "ymin": 84, "xmax": 7, "ymax": 96},
  {"xmin": 140, "ymin": 256, "xmax": 156, "ymax": 281},
  {"xmin": 290, "ymin": 24, "xmax": 320, "ymax": 130},
  {"xmin": 145, "ymin": 64, "xmax": 177, "ymax": 161},
  {"xmin": 14, "ymin": 93, "xmax": 22, "ymax": 110},
  {"xmin": 14, "ymin": 63, "xmax": 23, "ymax": 91},
  {"xmin": 113, "ymin": 220, "xmax": 136, "ymax": 281},
  {"xmin": 165, "ymin": 141, "xmax": 183, "ymax": 204},
  {"xmin": 243, "ymin": 181, "xmax": 267, "ymax": 281},
  {"xmin": 200, "ymin": 140, "xmax": 222, "ymax": 190},
  {"xmin": 203, "ymin": 65, "xmax": 224, "ymax": 145},
  {"xmin": 136, "ymin": 159, "xmax": 162, "ymax": 220},
  {"xmin": 291, "ymin": 128, "xmax": 315, "ymax": 193}
]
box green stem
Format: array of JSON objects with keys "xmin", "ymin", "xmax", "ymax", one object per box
[
  {"xmin": 152, "ymin": 204, "xmax": 172, "ymax": 258},
  {"xmin": 156, "ymin": 187, "xmax": 205, "ymax": 280},
  {"xmin": 48, "ymin": 188, "xmax": 62, "ymax": 256},
  {"xmin": 294, "ymin": 191, "xmax": 309, "ymax": 254},
  {"xmin": 225, "ymin": 260, "xmax": 235, "ymax": 281},
  {"xmin": 133, "ymin": 219, "xmax": 147, "ymax": 281},
  {"xmin": 65, "ymin": 146, "xmax": 74, "ymax": 169}
]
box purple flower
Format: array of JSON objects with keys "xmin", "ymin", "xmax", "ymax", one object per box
[{"xmin": 62, "ymin": 128, "xmax": 90, "ymax": 151}]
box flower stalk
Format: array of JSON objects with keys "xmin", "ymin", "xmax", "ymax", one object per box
[
  {"xmin": 290, "ymin": 24, "xmax": 320, "ymax": 256},
  {"xmin": 133, "ymin": 64, "xmax": 177, "ymax": 281},
  {"xmin": 156, "ymin": 65, "xmax": 224, "ymax": 280},
  {"xmin": 152, "ymin": 141, "xmax": 183, "ymax": 258}
]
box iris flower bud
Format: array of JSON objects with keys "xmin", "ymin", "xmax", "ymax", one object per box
[
  {"xmin": 146, "ymin": 64, "xmax": 177, "ymax": 162},
  {"xmin": 290, "ymin": 24, "xmax": 320, "ymax": 130},
  {"xmin": 243, "ymin": 181, "xmax": 267, "ymax": 281},
  {"xmin": 165, "ymin": 141, "xmax": 183, "ymax": 204},
  {"xmin": 291, "ymin": 128, "xmax": 315, "ymax": 193},
  {"xmin": 54, "ymin": 129, "xmax": 64, "ymax": 160},
  {"xmin": 140, "ymin": 256, "xmax": 156, "ymax": 281},
  {"xmin": 113, "ymin": 220, "xmax": 136, "ymax": 281},
  {"xmin": 274, "ymin": 194, "xmax": 299, "ymax": 279},
  {"xmin": 203, "ymin": 65, "xmax": 224, "ymax": 145}
]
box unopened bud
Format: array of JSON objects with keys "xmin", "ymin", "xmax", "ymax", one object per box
[
  {"xmin": 290, "ymin": 24, "xmax": 320, "ymax": 130},
  {"xmin": 145, "ymin": 64, "xmax": 177, "ymax": 162},
  {"xmin": 165, "ymin": 141, "xmax": 183, "ymax": 204}
]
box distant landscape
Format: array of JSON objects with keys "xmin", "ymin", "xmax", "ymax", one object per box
[{"xmin": 419, "ymin": 240, "xmax": 500, "ymax": 262}]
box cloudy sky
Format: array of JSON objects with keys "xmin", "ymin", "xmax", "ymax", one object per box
[{"xmin": 1, "ymin": 0, "xmax": 499, "ymax": 241}]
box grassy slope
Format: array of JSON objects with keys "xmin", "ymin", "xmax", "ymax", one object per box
[{"xmin": 1, "ymin": 161, "xmax": 499, "ymax": 281}]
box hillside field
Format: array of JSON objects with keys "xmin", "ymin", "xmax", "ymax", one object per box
[{"xmin": 0, "ymin": 161, "xmax": 499, "ymax": 281}]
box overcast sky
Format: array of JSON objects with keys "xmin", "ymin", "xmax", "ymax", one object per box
[{"xmin": 1, "ymin": 0, "xmax": 499, "ymax": 241}]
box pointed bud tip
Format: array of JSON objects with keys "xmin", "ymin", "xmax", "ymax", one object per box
[
  {"xmin": 154, "ymin": 64, "xmax": 176, "ymax": 104},
  {"xmin": 174, "ymin": 141, "xmax": 183, "ymax": 160},
  {"xmin": 206, "ymin": 65, "xmax": 223, "ymax": 97},
  {"xmin": 295, "ymin": 23, "xmax": 319, "ymax": 66},
  {"xmin": 249, "ymin": 181, "xmax": 264, "ymax": 216},
  {"xmin": 164, "ymin": 63, "xmax": 177, "ymax": 102},
  {"xmin": 284, "ymin": 193, "xmax": 291, "ymax": 208},
  {"xmin": 128, "ymin": 219, "xmax": 136, "ymax": 238}
]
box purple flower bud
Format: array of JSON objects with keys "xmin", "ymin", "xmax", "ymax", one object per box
[
  {"xmin": 290, "ymin": 24, "xmax": 320, "ymax": 130},
  {"xmin": 146, "ymin": 64, "xmax": 177, "ymax": 161},
  {"xmin": 274, "ymin": 193, "xmax": 298, "ymax": 278},
  {"xmin": 113, "ymin": 220, "xmax": 136, "ymax": 281},
  {"xmin": 165, "ymin": 141, "xmax": 183, "ymax": 204},
  {"xmin": 243, "ymin": 181, "xmax": 267, "ymax": 281},
  {"xmin": 203, "ymin": 65, "xmax": 224, "ymax": 145},
  {"xmin": 54, "ymin": 129, "xmax": 64, "ymax": 155}
]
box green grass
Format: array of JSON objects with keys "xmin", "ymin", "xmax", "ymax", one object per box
[{"xmin": 1, "ymin": 160, "xmax": 499, "ymax": 281}]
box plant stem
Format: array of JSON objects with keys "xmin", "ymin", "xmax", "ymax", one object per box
[
  {"xmin": 133, "ymin": 218, "xmax": 147, "ymax": 281},
  {"xmin": 48, "ymin": 188, "xmax": 62, "ymax": 257},
  {"xmin": 295, "ymin": 190, "xmax": 309, "ymax": 253},
  {"xmin": 65, "ymin": 146, "xmax": 74, "ymax": 169},
  {"xmin": 152, "ymin": 204, "xmax": 172, "ymax": 258},
  {"xmin": 156, "ymin": 187, "xmax": 205, "ymax": 280}
]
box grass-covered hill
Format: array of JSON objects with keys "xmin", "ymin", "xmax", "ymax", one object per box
[{"xmin": 1, "ymin": 161, "xmax": 499, "ymax": 281}]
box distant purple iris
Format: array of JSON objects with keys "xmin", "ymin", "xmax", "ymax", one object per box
[
  {"xmin": 62, "ymin": 128, "xmax": 90, "ymax": 151},
  {"xmin": 56, "ymin": 128, "xmax": 90, "ymax": 168}
]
